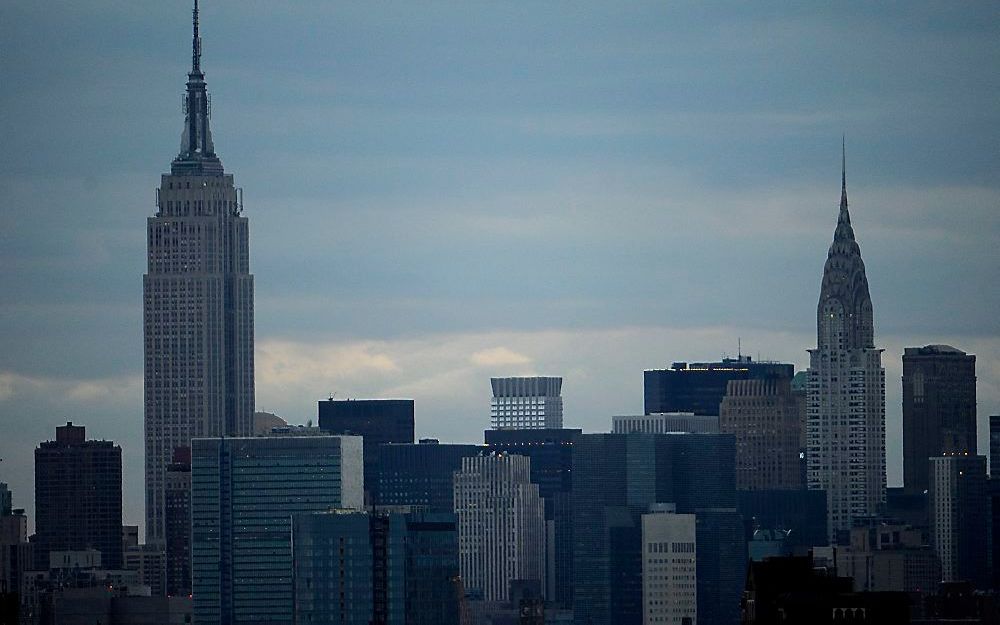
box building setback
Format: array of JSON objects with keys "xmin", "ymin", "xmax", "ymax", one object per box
[
  {"xmin": 144, "ymin": 0, "xmax": 255, "ymax": 543},
  {"xmin": 902, "ymin": 345, "xmax": 977, "ymax": 495},
  {"xmin": 720, "ymin": 377, "xmax": 802, "ymax": 490},
  {"xmin": 191, "ymin": 435, "xmax": 363, "ymax": 625},
  {"xmin": 490, "ymin": 377, "xmax": 564, "ymax": 430},
  {"xmin": 34, "ymin": 422, "xmax": 123, "ymax": 571},
  {"xmin": 806, "ymin": 149, "xmax": 886, "ymax": 543},
  {"xmin": 454, "ymin": 453, "xmax": 546, "ymax": 603}
]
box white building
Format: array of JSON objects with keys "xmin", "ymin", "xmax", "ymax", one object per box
[
  {"xmin": 143, "ymin": 2, "xmax": 255, "ymax": 543},
  {"xmin": 642, "ymin": 506, "xmax": 696, "ymax": 625},
  {"xmin": 612, "ymin": 412, "xmax": 719, "ymax": 435},
  {"xmin": 454, "ymin": 453, "xmax": 546, "ymax": 601},
  {"xmin": 490, "ymin": 377, "xmax": 563, "ymax": 429},
  {"xmin": 806, "ymin": 149, "xmax": 886, "ymax": 543}
]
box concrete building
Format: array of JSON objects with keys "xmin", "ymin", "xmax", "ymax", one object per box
[
  {"xmin": 612, "ymin": 412, "xmax": 719, "ymax": 434},
  {"xmin": 903, "ymin": 345, "xmax": 977, "ymax": 495},
  {"xmin": 485, "ymin": 428, "xmax": 580, "ymax": 608},
  {"xmin": 806, "ymin": 150, "xmax": 886, "ymax": 543},
  {"xmin": 929, "ymin": 454, "xmax": 989, "ymax": 589},
  {"xmin": 34, "ymin": 422, "xmax": 123, "ymax": 571},
  {"xmin": 490, "ymin": 377, "xmax": 564, "ymax": 430},
  {"xmin": 644, "ymin": 357, "xmax": 793, "ymax": 416},
  {"xmin": 144, "ymin": 0, "xmax": 255, "ymax": 543},
  {"xmin": 720, "ymin": 378, "xmax": 802, "ymax": 490},
  {"xmin": 641, "ymin": 507, "xmax": 696, "ymax": 625},
  {"xmin": 453, "ymin": 453, "xmax": 546, "ymax": 603},
  {"xmin": 191, "ymin": 435, "xmax": 363, "ymax": 625},
  {"xmin": 815, "ymin": 523, "xmax": 939, "ymax": 597}
]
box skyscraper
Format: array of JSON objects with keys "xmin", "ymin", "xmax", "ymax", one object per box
[
  {"xmin": 191, "ymin": 435, "xmax": 363, "ymax": 625},
  {"xmin": 902, "ymin": 344, "xmax": 977, "ymax": 495},
  {"xmin": 929, "ymin": 454, "xmax": 989, "ymax": 589},
  {"xmin": 144, "ymin": 0, "xmax": 255, "ymax": 543},
  {"xmin": 644, "ymin": 357, "xmax": 793, "ymax": 416},
  {"xmin": 34, "ymin": 422, "xmax": 123, "ymax": 570},
  {"xmin": 453, "ymin": 453, "xmax": 546, "ymax": 603},
  {"xmin": 806, "ymin": 146, "xmax": 886, "ymax": 543},
  {"xmin": 490, "ymin": 377, "xmax": 564, "ymax": 429}
]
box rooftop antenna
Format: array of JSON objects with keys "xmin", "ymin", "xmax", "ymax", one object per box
[
  {"xmin": 738, "ymin": 337, "xmax": 742, "ymax": 360},
  {"xmin": 328, "ymin": 391, "xmax": 337, "ymax": 401}
]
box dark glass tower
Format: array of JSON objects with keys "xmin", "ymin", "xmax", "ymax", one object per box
[
  {"xmin": 144, "ymin": 0, "xmax": 254, "ymax": 543},
  {"xmin": 34, "ymin": 422, "xmax": 123, "ymax": 570},
  {"xmin": 644, "ymin": 357, "xmax": 793, "ymax": 416},
  {"xmin": 902, "ymin": 344, "xmax": 977, "ymax": 495}
]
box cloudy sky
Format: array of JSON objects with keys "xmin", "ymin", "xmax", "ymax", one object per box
[{"xmin": 2, "ymin": 2, "xmax": 998, "ymax": 536}]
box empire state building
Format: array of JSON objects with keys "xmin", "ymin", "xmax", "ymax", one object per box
[
  {"xmin": 144, "ymin": 1, "xmax": 254, "ymax": 542},
  {"xmin": 806, "ymin": 145, "xmax": 886, "ymax": 543}
]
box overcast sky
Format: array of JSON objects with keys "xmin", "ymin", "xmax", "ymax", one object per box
[{"xmin": 2, "ymin": 2, "xmax": 999, "ymax": 536}]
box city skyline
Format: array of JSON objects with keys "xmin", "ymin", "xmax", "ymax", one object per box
[{"xmin": 2, "ymin": 2, "xmax": 999, "ymax": 536}]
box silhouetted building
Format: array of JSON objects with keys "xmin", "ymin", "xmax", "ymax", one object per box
[
  {"xmin": 572, "ymin": 432, "xmax": 742, "ymax": 625},
  {"xmin": 736, "ymin": 489, "xmax": 828, "ymax": 551},
  {"xmin": 903, "ymin": 345, "xmax": 977, "ymax": 496},
  {"xmin": 490, "ymin": 377, "xmax": 564, "ymax": 430},
  {"xmin": 454, "ymin": 453, "xmax": 545, "ymax": 603},
  {"xmin": 292, "ymin": 510, "xmax": 460, "ymax": 625},
  {"xmin": 612, "ymin": 412, "xmax": 718, "ymax": 434},
  {"xmin": 807, "ymin": 151, "xmax": 886, "ymax": 544},
  {"xmin": 0, "ymin": 487, "xmax": 30, "ymax": 622},
  {"xmin": 318, "ymin": 398, "xmax": 415, "ymax": 504},
  {"xmin": 34, "ymin": 422, "xmax": 123, "ymax": 571},
  {"xmin": 376, "ymin": 440, "xmax": 482, "ymax": 512},
  {"xmin": 742, "ymin": 555, "xmax": 909, "ymax": 625},
  {"xmin": 929, "ymin": 455, "xmax": 988, "ymax": 589},
  {"xmin": 164, "ymin": 446, "xmax": 191, "ymax": 597},
  {"xmin": 720, "ymin": 377, "xmax": 802, "ymax": 490},
  {"xmin": 144, "ymin": 0, "xmax": 255, "ymax": 544},
  {"xmin": 485, "ymin": 428, "xmax": 578, "ymax": 607},
  {"xmin": 990, "ymin": 415, "xmax": 1000, "ymax": 477},
  {"xmin": 644, "ymin": 357, "xmax": 793, "ymax": 416},
  {"xmin": 191, "ymin": 435, "xmax": 363, "ymax": 625}
]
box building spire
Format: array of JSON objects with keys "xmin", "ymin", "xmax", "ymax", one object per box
[
  {"xmin": 841, "ymin": 135, "xmax": 847, "ymax": 210},
  {"xmin": 192, "ymin": 0, "xmax": 201, "ymax": 74},
  {"xmin": 172, "ymin": 0, "xmax": 222, "ymax": 175}
]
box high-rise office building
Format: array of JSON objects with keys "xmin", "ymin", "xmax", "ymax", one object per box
[
  {"xmin": 292, "ymin": 510, "xmax": 461, "ymax": 625},
  {"xmin": 34, "ymin": 422, "xmax": 123, "ymax": 570},
  {"xmin": 164, "ymin": 446, "xmax": 191, "ymax": 597},
  {"xmin": 929, "ymin": 454, "xmax": 989, "ymax": 589},
  {"xmin": 902, "ymin": 345, "xmax": 977, "ymax": 495},
  {"xmin": 453, "ymin": 453, "xmax": 546, "ymax": 603},
  {"xmin": 485, "ymin": 428, "xmax": 580, "ymax": 608},
  {"xmin": 377, "ymin": 440, "xmax": 482, "ymax": 512},
  {"xmin": 720, "ymin": 377, "xmax": 802, "ymax": 490},
  {"xmin": 144, "ymin": 1, "xmax": 255, "ymax": 543},
  {"xmin": 490, "ymin": 377, "xmax": 563, "ymax": 430},
  {"xmin": 806, "ymin": 150, "xmax": 886, "ymax": 543},
  {"xmin": 191, "ymin": 435, "xmax": 363, "ymax": 625},
  {"xmin": 612, "ymin": 413, "xmax": 719, "ymax": 434},
  {"xmin": 318, "ymin": 398, "xmax": 415, "ymax": 504},
  {"xmin": 641, "ymin": 507, "xmax": 696, "ymax": 625},
  {"xmin": 644, "ymin": 357, "xmax": 793, "ymax": 416}
]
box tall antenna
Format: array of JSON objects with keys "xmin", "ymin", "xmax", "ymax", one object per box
[{"xmin": 192, "ymin": 0, "xmax": 202, "ymax": 73}]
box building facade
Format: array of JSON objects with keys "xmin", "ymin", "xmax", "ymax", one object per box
[
  {"xmin": 641, "ymin": 509, "xmax": 696, "ymax": 625},
  {"xmin": 318, "ymin": 398, "xmax": 415, "ymax": 504},
  {"xmin": 453, "ymin": 453, "xmax": 546, "ymax": 602},
  {"xmin": 612, "ymin": 413, "xmax": 719, "ymax": 435},
  {"xmin": 902, "ymin": 345, "xmax": 977, "ymax": 495},
  {"xmin": 191, "ymin": 435, "xmax": 363, "ymax": 625},
  {"xmin": 164, "ymin": 447, "xmax": 191, "ymax": 597},
  {"xmin": 929, "ymin": 454, "xmax": 988, "ymax": 589},
  {"xmin": 806, "ymin": 152, "xmax": 886, "ymax": 543},
  {"xmin": 490, "ymin": 377, "xmax": 563, "ymax": 430},
  {"xmin": 644, "ymin": 357, "xmax": 793, "ymax": 416},
  {"xmin": 144, "ymin": 2, "xmax": 255, "ymax": 543},
  {"xmin": 376, "ymin": 440, "xmax": 482, "ymax": 512},
  {"xmin": 720, "ymin": 378, "xmax": 802, "ymax": 490},
  {"xmin": 34, "ymin": 422, "xmax": 123, "ymax": 571}
]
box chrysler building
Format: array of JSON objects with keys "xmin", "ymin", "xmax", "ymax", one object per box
[
  {"xmin": 806, "ymin": 144, "xmax": 886, "ymax": 543},
  {"xmin": 144, "ymin": 1, "xmax": 254, "ymax": 542}
]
